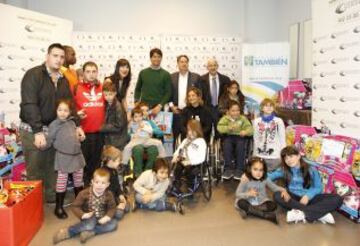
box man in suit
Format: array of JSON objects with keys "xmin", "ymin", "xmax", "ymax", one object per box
[
  {"xmin": 200, "ymin": 58, "xmax": 231, "ymax": 135},
  {"xmin": 170, "ymin": 55, "xmax": 201, "ymax": 142}
]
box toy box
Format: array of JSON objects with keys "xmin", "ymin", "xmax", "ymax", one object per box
[
  {"xmin": 303, "ymin": 135, "xmax": 323, "ymax": 162},
  {"xmin": 150, "ymin": 111, "xmax": 173, "ymax": 135},
  {"xmin": 285, "ymin": 125, "xmax": 317, "ymax": 153},
  {"xmin": 319, "ymin": 135, "xmax": 358, "ymax": 172},
  {"xmin": 315, "ymin": 165, "xmax": 335, "ymax": 193},
  {"xmin": 0, "ymin": 181, "xmax": 43, "ymax": 245},
  {"xmin": 278, "ymin": 80, "xmax": 311, "ymax": 109}
]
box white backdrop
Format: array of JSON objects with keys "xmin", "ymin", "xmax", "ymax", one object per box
[
  {"xmin": 0, "ymin": 3, "xmax": 73, "ymax": 125},
  {"xmin": 312, "ymin": 0, "xmax": 360, "ymax": 137},
  {"xmin": 72, "ymin": 32, "xmax": 242, "ymax": 109}
]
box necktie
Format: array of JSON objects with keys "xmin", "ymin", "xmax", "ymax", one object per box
[{"xmin": 211, "ymin": 76, "xmax": 217, "ymax": 106}]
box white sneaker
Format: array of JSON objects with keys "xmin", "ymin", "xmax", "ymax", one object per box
[
  {"xmin": 286, "ymin": 209, "xmax": 306, "ymax": 224},
  {"xmin": 318, "ymin": 213, "xmax": 335, "ymax": 224}
]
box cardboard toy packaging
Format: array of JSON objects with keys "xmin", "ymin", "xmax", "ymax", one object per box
[
  {"xmin": 331, "ymin": 172, "xmax": 360, "ymax": 223},
  {"xmin": 285, "ymin": 125, "xmax": 317, "ymax": 153}
]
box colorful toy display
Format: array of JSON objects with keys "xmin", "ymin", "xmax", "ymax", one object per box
[
  {"xmin": 301, "ymin": 133, "xmax": 360, "ymax": 223},
  {"xmin": 285, "ymin": 125, "xmax": 317, "ymax": 153}
]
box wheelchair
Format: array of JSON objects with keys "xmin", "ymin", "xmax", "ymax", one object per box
[
  {"xmin": 169, "ymin": 136, "xmax": 212, "ymax": 203},
  {"xmin": 169, "ymin": 160, "xmax": 212, "ymax": 203},
  {"xmin": 208, "ymin": 127, "xmax": 254, "ymax": 183}
]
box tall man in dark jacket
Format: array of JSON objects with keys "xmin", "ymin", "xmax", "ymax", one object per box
[
  {"xmin": 19, "ymin": 43, "xmax": 85, "ymax": 203},
  {"xmin": 200, "ymin": 58, "xmax": 231, "ymax": 136},
  {"xmin": 169, "ymin": 55, "xmax": 201, "ymax": 142}
]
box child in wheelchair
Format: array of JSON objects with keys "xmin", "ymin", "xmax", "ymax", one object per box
[{"xmin": 171, "ymin": 119, "xmax": 207, "ymax": 194}]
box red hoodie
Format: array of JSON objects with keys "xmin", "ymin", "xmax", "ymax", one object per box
[{"xmin": 73, "ymin": 82, "xmax": 105, "ymax": 133}]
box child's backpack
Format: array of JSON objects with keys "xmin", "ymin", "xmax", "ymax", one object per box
[{"xmin": 330, "ymin": 171, "xmax": 360, "ymax": 223}]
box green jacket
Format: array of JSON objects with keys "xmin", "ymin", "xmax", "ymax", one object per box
[
  {"xmin": 217, "ymin": 115, "xmax": 253, "ymax": 136},
  {"xmin": 134, "ymin": 67, "xmax": 172, "ymax": 108}
]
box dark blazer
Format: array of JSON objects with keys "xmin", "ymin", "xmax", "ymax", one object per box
[
  {"xmin": 170, "ymin": 71, "xmax": 201, "ymax": 106},
  {"xmin": 200, "ymin": 72, "xmax": 231, "ymax": 107}
]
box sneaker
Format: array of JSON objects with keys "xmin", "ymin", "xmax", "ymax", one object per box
[
  {"xmin": 318, "ymin": 213, "xmax": 335, "ymax": 224},
  {"xmin": 233, "ymin": 170, "xmax": 243, "ymax": 181},
  {"xmin": 222, "ymin": 169, "xmax": 234, "ymax": 180},
  {"xmin": 53, "ymin": 228, "xmax": 70, "ymax": 244},
  {"xmin": 286, "ymin": 209, "xmax": 306, "ymax": 224},
  {"xmin": 80, "ymin": 231, "xmax": 95, "ymax": 244}
]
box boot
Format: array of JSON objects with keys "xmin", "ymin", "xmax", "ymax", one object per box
[
  {"xmin": 238, "ymin": 207, "xmax": 248, "ymax": 219},
  {"xmin": 53, "ymin": 228, "xmax": 70, "ymax": 244},
  {"xmin": 54, "ymin": 192, "xmax": 68, "ymax": 219},
  {"xmin": 74, "ymin": 186, "xmax": 83, "ymax": 198},
  {"xmin": 248, "ymin": 206, "xmax": 278, "ymax": 225}
]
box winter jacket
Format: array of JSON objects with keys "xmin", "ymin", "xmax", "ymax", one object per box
[
  {"xmin": 100, "ymin": 99, "xmax": 129, "ymax": 150},
  {"xmin": 20, "ymin": 64, "xmax": 73, "ymax": 133}
]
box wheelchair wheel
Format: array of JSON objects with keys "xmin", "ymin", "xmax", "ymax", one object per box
[{"xmin": 201, "ymin": 163, "xmax": 212, "ymax": 201}]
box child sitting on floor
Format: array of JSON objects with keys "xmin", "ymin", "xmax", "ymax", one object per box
[{"xmin": 53, "ymin": 168, "xmax": 117, "ymax": 244}]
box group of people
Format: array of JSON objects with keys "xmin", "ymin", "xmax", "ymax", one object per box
[{"xmin": 18, "ymin": 43, "xmax": 343, "ymax": 244}]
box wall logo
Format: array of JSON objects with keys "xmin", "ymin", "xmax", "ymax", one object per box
[{"xmin": 244, "ymin": 56, "xmax": 288, "ymax": 66}]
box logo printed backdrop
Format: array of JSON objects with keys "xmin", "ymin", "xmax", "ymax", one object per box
[
  {"xmin": 0, "ymin": 3, "xmax": 73, "ymax": 125},
  {"xmin": 72, "ymin": 32, "xmax": 161, "ymax": 109},
  {"xmin": 241, "ymin": 43, "xmax": 290, "ymax": 106},
  {"xmin": 72, "ymin": 32, "xmax": 242, "ymax": 109},
  {"xmin": 312, "ymin": 0, "xmax": 360, "ymax": 137}
]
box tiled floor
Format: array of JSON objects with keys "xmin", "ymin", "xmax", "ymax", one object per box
[{"xmin": 31, "ymin": 181, "xmax": 359, "ymax": 246}]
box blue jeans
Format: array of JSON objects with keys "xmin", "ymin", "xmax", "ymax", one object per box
[
  {"xmin": 223, "ymin": 135, "xmax": 246, "ymax": 171},
  {"xmin": 135, "ymin": 194, "xmax": 168, "ymax": 211},
  {"xmin": 114, "ymin": 203, "xmax": 130, "ymax": 220},
  {"xmin": 68, "ymin": 216, "xmax": 117, "ymax": 237}
]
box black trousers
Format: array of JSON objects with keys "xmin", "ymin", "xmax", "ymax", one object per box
[
  {"xmin": 81, "ymin": 132, "xmax": 104, "ymax": 186},
  {"xmin": 237, "ymin": 199, "xmax": 277, "ymax": 212},
  {"xmin": 173, "ymin": 163, "xmax": 200, "ymax": 190},
  {"xmin": 273, "ymin": 191, "xmax": 343, "ymax": 222}
]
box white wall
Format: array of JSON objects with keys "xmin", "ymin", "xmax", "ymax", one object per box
[
  {"xmin": 26, "ymin": 0, "xmax": 246, "ymax": 36},
  {"xmin": 5, "ymin": 0, "xmax": 310, "ymax": 40}
]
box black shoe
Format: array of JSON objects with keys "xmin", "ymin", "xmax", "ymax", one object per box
[
  {"xmin": 248, "ymin": 206, "xmax": 278, "ymax": 225},
  {"xmin": 176, "ymin": 201, "xmax": 185, "ymax": 215},
  {"xmin": 54, "ymin": 192, "xmax": 68, "ymax": 219},
  {"xmin": 264, "ymin": 212, "xmax": 278, "ymax": 225}
]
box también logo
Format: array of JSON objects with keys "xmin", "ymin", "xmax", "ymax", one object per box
[{"xmin": 243, "ymin": 56, "xmax": 288, "ymax": 66}]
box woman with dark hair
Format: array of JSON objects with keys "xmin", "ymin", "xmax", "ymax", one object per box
[
  {"xmin": 180, "ymin": 87, "xmax": 213, "ymax": 143},
  {"xmin": 105, "ymin": 59, "xmax": 132, "ymax": 108},
  {"xmin": 218, "ymin": 80, "xmax": 245, "ymax": 115}
]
